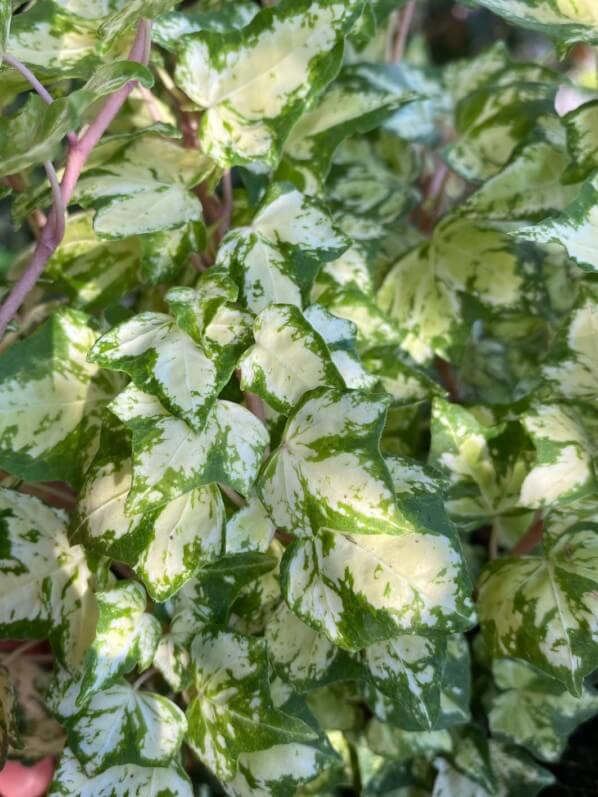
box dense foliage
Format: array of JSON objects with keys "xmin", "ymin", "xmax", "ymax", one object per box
[{"xmin": 0, "ymin": 0, "xmax": 597, "ymax": 794}]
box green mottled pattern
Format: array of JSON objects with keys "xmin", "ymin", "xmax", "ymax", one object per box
[{"xmin": 472, "ymin": 0, "xmax": 598, "ymax": 45}]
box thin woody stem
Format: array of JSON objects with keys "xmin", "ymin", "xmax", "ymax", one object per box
[
  {"xmin": 511, "ymin": 512, "xmax": 543, "ymax": 556},
  {"xmin": 392, "ymin": 1, "xmax": 416, "ymax": 62},
  {"xmin": 0, "ymin": 20, "xmax": 152, "ymax": 338}
]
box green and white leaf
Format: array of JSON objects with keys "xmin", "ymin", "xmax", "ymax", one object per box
[
  {"xmin": 282, "ymin": 527, "xmax": 475, "ymax": 649},
  {"xmin": 153, "ymin": 3, "xmax": 259, "ymax": 52},
  {"xmin": 0, "ymin": 489, "xmax": 96, "ymax": 670},
  {"xmin": 216, "ymin": 184, "xmax": 349, "ymax": 313},
  {"xmin": 0, "ymin": 309, "xmax": 119, "ymax": 486},
  {"xmin": 110, "ymin": 384, "xmax": 269, "ymax": 513},
  {"xmin": 477, "ymin": 525, "xmax": 598, "ymax": 694},
  {"xmin": 366, "ymin": 718, "xmax": 452, "ymax": 761},
  {"xmin": 472, "ymin": 0, "xmax": 598, "ymax": 46},
  {"xmin": 224, "ymin": 496, "xmax": 276, "ymax": 555},
  {"xmin": 174, "ymin": 0, "xmax": 365, "ymax": 166},
  {"xmin": 186, "ymin": 628, "xmax": 318, "ymax": 780},
  {"xmin": 65, "ymin": 680, "xmax": 186, "ymax": 775},
  {"xmin": 48, "ymin": 747, "xmax": 193, "ymax": 797},
  {"xmin": 320, "ymin": 286, "xmax": 402, "ymax": 352},
  {"xmin": 364, "ymin": 345, "xmax": 444, "ymax": 405},
  {"xmin": 489, "ymin": 658, "xmax": 598, "ymax": 762},
  {"xmin": 80, "ymin": 581, "xmax": 160, "ymax": 701},
  {"xmin": 239, "ymin": 304, "xmax": 344, "ymax": 412},
  {"xmin": 563, "ymin": 99, "xmax": 598, "ymax": 181}
]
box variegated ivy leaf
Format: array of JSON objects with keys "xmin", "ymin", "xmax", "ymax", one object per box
[
  {"xmin": 563, "ymin": 99, "xmax": 598, "ymax": 181},
  {"xmin": 186, "ymin": 628, "xmax": 318, "ymax": 780},
  {"xmin": 0, "ymin": 309, "xmax": 119, "ymax": 487},
  {"xmin": 153, "ymin": 2, "xmax": 259, "ymax": 52},
  {"xmin": 445, "ymin": 67, "xmax": 557, "ymax": 182},
  {"xmin": 98, "ymin": 0, "xmax": 177, "ymax": 40},
  {"xmin": 311, "ymin": 242, "xmax": 374, "ymax": 302},
  {"xmin": 429, "ymin": 399, "xmax": 533, "ymax": 534},
  {"xmin": 64, "ymin": 680, "xmax": 186, "ymax": 776},
  {"xmin": 473, "ymin": 0, "xmax": 598, "ymax": 46},
  {"xmin": 477, "ymin": 524, "xmax": 598, "ymax": 695},
  {"xmin": 239, "ymin": 304, "xmax": 344, "ymax": 413},
  {"xmin": 282, "ymin": 526, "xmax": 475, "ymax": 650},
  {"xmin": 48, "ymin": 747, "xmax": 193, "ymax": 797},
  {"xmin": 224, "ymin": 496, "xmax": 276, "ymax": 555},
  {"xmin": 378, "ymin": 216, "xmax": 543, "ymax": 364},
  {"xmin": 74, "ymin": 133, "xmax": 214, "ymax": 239},
  {"xmin": 489, "ymin": 658, "xmax": 598, "ymax": 762},
  {"xmin": 110, "ymin": 385, "xmax": 268, "ymax": 514},
  {"xmin": 216, "ymin": 183, "xmax": 349, "ymax": 313},
  {"xmin": 303, "ymin": 304, "xmax": 376, "ymax": 390},
  {"xmin": 362, "ymin": 634, "xmax": 447, "ymax": 732},
  {"xmin": 258, "ymin": 387, "xmax": 414, "ymax": 537},
  {"xmin": 519, "ymin": 403, "xmax": 596, "ymax": 508},
  {"xmin": 80, "ymin": 581, "xmax": 160, "ymax": 702},
  {"xmin": 518, "ymin": 177, "xmax": 598, "ymax": 273},
  {"xmin": 265, "ymin": 603, "xmax": 360, "ymax": 692},
  {"xmin": 540, "ymin": 285, "xmax": 598, "ymax": 404},
  {"xmin": 320, "ymin": 286, "xmax": 402, "ymax": 352},
  {"xmin": 0, "ymin": 489, "xmax": 96, "ymax": 670},
  {"xmin": 366, "ymin": 718, "xmax": 452, "ymax": 762},
  {"xmin": 89, "ymin": 310, "xmax": 236, "ymax": 431},
  {"xmin": 363, "ymin": 345, "xmax": 444, "ymax": 405},
  {"xmin": 0, "ymin": 665, "xmax": 20, "ymax": 766},
  {"xmin": 459, "ymin": 140, "xmax": 578, "ymax": 221},
  {"xmin": 174, "ymin": 0, "xmax": 364, "ymax": 167},
  {"xmin": 278, "ymin": 63, "xmax": 415, "ymax": 193}
]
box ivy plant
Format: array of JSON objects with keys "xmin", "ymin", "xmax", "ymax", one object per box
[{"xmin": 0, "ymin": 0, "xmax": 597, "ymax": 795}]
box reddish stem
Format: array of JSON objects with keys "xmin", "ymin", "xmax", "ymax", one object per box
[
  {"xmin": 392, "ymin": 1, "xmax": 416, "ymax": 62},
  {"xmin": 511, "ymin": 513, "xmax": 543, "ymax": 556},
  {"xmin": 435, "ymin": 356, "xmax": 460, "ymax": 402},
  {"xmin": 0, "ymin": 20, "xmax": 152, "ymax": 338}
]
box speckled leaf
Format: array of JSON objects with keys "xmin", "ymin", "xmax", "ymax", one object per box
[
  {"xmin": 519, "ymin": 403, "xmax": 596, "ymax": 508},
  {"xmin": 477, "ymin": 525, "xmax": 598, "ymax": 694},
  {"xmin": 239, "ymin": 304, "xmax": 344, "ymax": 413},
  {"xmin": 186, "ymin": 628, "xmax": 319, "ymax": 780},
  {"xmin": 89, "ymin": 311, "xmax": 234, "ymax": 430},
  {"xmin": 153, "ymin": 3, "xmax": 259, "ymax": 51},
  {"xmin": 224, "ymin": 497, "xmax": 276, "ymax": 555},
  {"xmin": 99, "ymin": 0, "xmax": 177, "ymax": 40},
  {"xmin": 65, "ymin": 680, "xmax": 186, "ymax": 775},
  {"xmin": 0, "ymin": 309, "xmax": 119, "ymax": 487},
  {"xmin": 364, "ymin": 345, "xmax": 444, "ymax": 405},
  {"xmin": 489, "ymin": 658, "xmax": 598, "ymax": 762},
  {"xmin": 278, "ymin": 63, "xmax": 415, "ymax": 192},
  {"xmin": 366, "ymin": 718, "xmax": 452, "ymax": 761},
  {"xmin": 80, "ymin": 581, "xmax": 160, "ymax": 701},
  {"xmin": 258, "ymin": 387, "xmax": 413, "ymax": 537},
  {"xmin": 320, "ymin": 286, "xmax": 402, "ymax": 352},
  {"xmin": 563, "ymin": 99, "xmax": 598, "ymax": 181},
  {"xmin": 0, "ymin": 489, "xmax": 96, "ymax": 670},
  {"xmin": 472, "ymin": 0, "xmax": 598, "ymax": 46},
  {"xmin": 282, "ymin": 527, "xmax": 475, "ymax": 650},
  {"xmin": 174, "ymin": 0, "xmax": 365, "ymax": 166},
  {"xmin": 216, "ymin": 184, "xmax": 349, "ymax": 313},
  {"xmin": 110, "ymin": 385, "xmax": 269, "ymax": 513},
  {"xmin": 518, "ymin": 178, "xmax": 598, "ymax": 273},
  {"xmin": 48, "ymin": 747, "xmax": 193, "ymax": 797},
  {"xmin": 74, "ymin": 134, "xmax": 213, "ymax": 238},
  {"xmin": 363, "ymin": 634, "xmax": 447, "ymax": 731}
]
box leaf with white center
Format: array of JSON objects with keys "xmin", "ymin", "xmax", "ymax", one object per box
[
  {"xmin": 362, "ymin": 635, "xmax": 447, "ymax": 731},
  {"xmin": 282, "ymin": 527, "xmax": 475, "ymax": 650},
  {"xmin": 378, "ymin": 217, "xmax": 539, "ymax": 364},
  {"xmin": 445, "ymin": 71, "xmax": 557, "ymax": 182},
  {"xmin": 278, "ymin": 63, "xmax": 415, "ymax": 192},
  {"xmin": 477, "ymin": 525, "xmax": 598, "ymax": 694},
  {"xmin": 563, "ymin": 99, "xmax": 598, "ymax": 181},
  {"xmin": 459, "ymin": 141, "xmax": 578, "ymax": 221},
  {"xmin": 80, "ymin": 581, "xmax": 160, "ymax": 702},
  {"xmin": 165, "ymin": 270, "xmax": 241, "ymax": 343},
  {"xmin": 540, "ymin": 285, "xmax": 598, "ymax": 404},
  {"xmin": 110, "ymin": 385, "xmax": 268, "ymax": 513},
  {"xmin": 224, "ymin": 497, "xmax": 276, "ymax": 555},
  {"xmin": 364, "ymin": 345, "xmax": 444, "ymax": 405},
  {"xmin": 186, "ymin": 628, "xmax": 318, "ymax": 780},
  {"xmin": 472, "ymin": 0, "xmax": 598, "ymax": 46},
  {"xmin": 303, "ymin": 304, "xmax": 376, "ymax": 389},
  {"xmin": 311, "ymin": 242, "xmax": 374, "ymax": 301},
  {"xmin": 258, "ymin": 387, "xmax": 412, "ymax": 537},
  {"xmin": 520, "ymin": 403, "xmax": 596, "ymax": 508},
  {"xmin": 48, "ymin": 747, "xmax": 193, "ymax": 797},
  {"xmin": 239, "ymin": 304, "xmax": 343, "ymax": 413},
  {"xmin": 0, "ymin": 309, "xmax": 119, "ymax": 487},
  {"xmin": 518, "ymin": 178, "xmax": 598, "ymax": 273},
  {"xmin": 64, "ymin": 680, "xmax": 186, "ymax": 775},
  {"xmin": 89, "ymin": 311, "xmax": 233, "ymax": 431},
  {"xmin": 265, "ymin": 603, "xmax": 360, "ymax": 691},
  {"xmin": 174, "ymin": 0, "xmax": 365, "ymax": 167},
  {"xmin": 216, "ymin": 184, "xmax": 349, "ymax": 313},
  {"xmin": 429, "ymin": 399, "xmax": 532, "ymax": 532},
  {"xmin": 0, "ymin": 489, "xmax": 96, "ymax": 670},
  {"xmin": 74, "ymin": 133, "xmax": 214, "ymax": 238},
  {"xmin": 489, "ymin": 658, "xmax": 598, "ymax": 762}
]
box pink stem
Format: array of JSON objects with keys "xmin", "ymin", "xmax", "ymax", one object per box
[
  {"xmin": 393, "ymin": 1, "xmax": 416, "ymax": 62},
  {"xmin": 0, "ymin": 20, "xmax": 151, "ymax": 338},
  {"xmin": 218, "ymin": 170, "xmax": 233, "ymax": 239}
]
